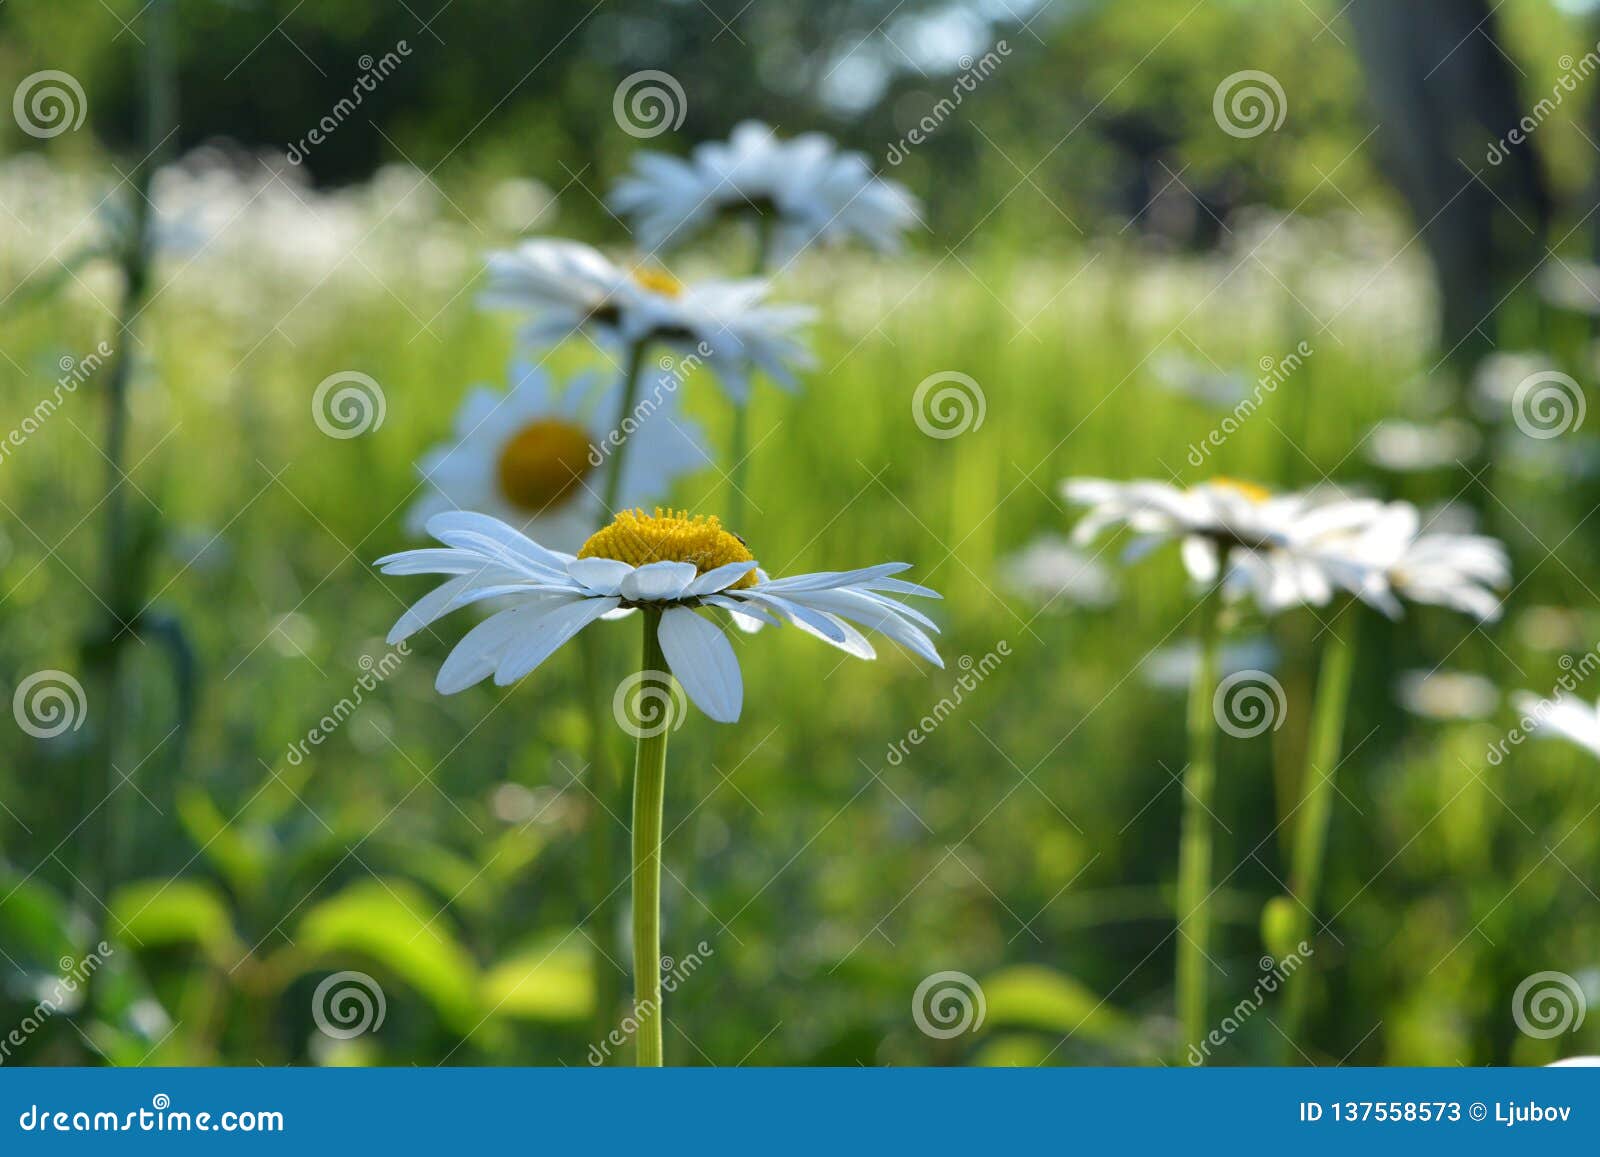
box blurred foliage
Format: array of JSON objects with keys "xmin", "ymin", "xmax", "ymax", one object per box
[{"xmin": 2, "ymin": 0, "xmax": 1600, "ymax": 1068}]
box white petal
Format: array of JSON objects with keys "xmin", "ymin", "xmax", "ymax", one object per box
[
  {"xmin": 620, "ymin": 561, "xmax": 699, "ymax": 602},
  {"xmin": 494, "ymin": 596, "xmax": 620, "ymax": 685},
  {"xmin": 686, "ymin": 560, "xmax": 762, "ymax": 595},
  {"xmin": 760, "ymin": 562, "xmax": 910, "ymax": 593},
  {"xmin": 658, "ymin": 606, "xmax": 743, "ymax": 723},
  {"xmin": 567, "ymin": 557, "xmax": 634, "ymax": 595},
  {"xmin": 435, "ymin": 607, "xmax": 527, "ymax": 694}
]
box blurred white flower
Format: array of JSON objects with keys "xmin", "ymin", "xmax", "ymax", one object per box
[
  {"xmin": 1536, "ymin": 258, "xmax": 1600, "ymax": 314},
  {"xmin": 1394, "ymin": 669, "xmax": 1498, "ymax": 720},
  {"xmin": 1143, "ymin": 637, "xmax": 1279, "ymax": 691},
  {"xmin": 1148, "ymin": 351, "xmax": 1250, "ymax": 408},
  {"xmin": 480, "ymin": 237, "xmax": 814, "ymax": 401},
  {"xmin": 1472, "ymin": 350, "xmax": 1556, "ymax": 420},
  {"xmin": 1319, "ymin": 502, "xmax": 1509, "ymax": 622},
  {"xmin": 1364, "ymin": 419, "xmax": 1480, "ymax": 472},
  {"xmin": 405, "ymin": 360, "xmax": 706, "ymax": 552},
  {"xmin": 1511, "ymin": 692, "xmax": 1600, "ymax": 759},
  {"xmin": 608, "ymin": 120, "xmax": 919, "ymax": 263},
  {"xmin": 1062, "ymin": 476, "xmax": 1386, "ymax": 614},
  {"xmin": 999, "ymin": 534, "xmax": 1117, "ymax": 608}
]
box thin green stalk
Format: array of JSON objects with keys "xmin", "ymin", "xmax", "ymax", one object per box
[
  {"xmin": 1280, "ymin": 613, "xmax": 1356, "ymax": 1060},
  {"xmin": 1177, "ymin": 586, "xmax": 1223, "ymax": 1062},
  {"xmin": 601, "ymin": 339, "xmax": 652, "ymax": 516},
  {"xmin": 630, "ymin": 608, "xmax": 670, "ymax": 1067}
]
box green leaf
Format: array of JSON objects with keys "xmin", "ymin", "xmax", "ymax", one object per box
[
  {"xmin": 983, "ymin": 964, "xmax": 1147, "ymax": 1054},
  {"xmin": 176, "ymin": 788, "xmax": 269, "ymax": 901},
  {"xmin": 296, "ymin": 878, "xmax": 479, "ymax": 1031},
  {"xmin": 481, "ymin": 934, "xmax": 593, "ymax": 1023},
  {"xmin": 110, "ymin": 878, "xmax": 239, "ymax": 965}
]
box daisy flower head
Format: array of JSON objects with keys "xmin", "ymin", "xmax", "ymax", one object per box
[
  {"xmin": 376, "ymin": 508, "xmax": 942, "ymax": 722},
  {"xmin": 405, "ymin": 359, "xmax": 706, "ymax": 552},
  {"xmin": 478, "ymin": 237, "xmax": 814, "ymax": 402},
  {"xmin": 1062, "ymin": 476, "xmax": 1387, "ymax": 614},
  {"xmin": 608, "ymin": 120, "xmax": 921, "ymax": 264},
  {"xmin": 1314, "ymin": 501, "xmax": 1510, "ymax": 622},
  {"xmin": 1510, "ymin": 692, "xmax": 1600, "ymax": 759}
]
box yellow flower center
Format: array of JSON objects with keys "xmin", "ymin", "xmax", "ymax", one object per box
[
  {"xmin": 1207, "ymin": 476, "xmax": 1272, "ymax": 503},
  {"xmin": 578, "ymin": 508, "xmax": 756, "ymax": 589},
  {"xmin": 495, "ymin": 419, "xmax": 596, "ymax": 512},
  {"xmin": 630, "ymin": 266, "xmax": 684, "ymax": 298}
]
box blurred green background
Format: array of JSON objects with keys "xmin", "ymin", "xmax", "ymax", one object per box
[{"xmin": 3, "ymin": 0, "xmax": 1600, "ymax": 1067}]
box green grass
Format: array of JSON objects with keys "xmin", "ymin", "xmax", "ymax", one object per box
[{"xmin": 3, "ymin": 213, "xmax": 1600, "ymax": 1067}]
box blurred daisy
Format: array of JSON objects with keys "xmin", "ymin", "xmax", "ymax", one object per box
[
  {"xmin": 1364, "ymin": 419, "xmax": 1480, "ymax": 473},
  {"xmin": 608, "ymin": 121, "xmax": 919, "ymax": 265},
  {"xmin": 480, "ymin": 237, "xmax": 814, "ymax": 401},
  {"xmin": 1471, "ymin": 350, "xmax": 1555, "ymax": 419},
  {"xmin": 1511, "ymin": 692, "xmax": 1600, "ymax": 759},
  {"xmin": 405, "ymin": 360, "xmax": 706, "ymax": 552},
  {"xmin": 1394, "ymin": 669, "xmax": 1498, "ymax": 721},
  {"xmin": 1148, "ymin": 352, "xmax": 1250, "ymax": 409},
  {"xmin": 999, "ymin": 534, "xmax": 1117, "ymax": 608},
  {"xmin": 376, "ymin": 508, "xmax": 942, "ymax": 720},
  {"xmin": 1142, "ymin": 637, "xmax": 1279, "ymax": 691},
  {"xmin": 1063, "ymin": 477, "xmax": 1386, "ymax": 613},
  {"xmin": 1317, "ymin": 502, "xmax": 1509, "ymax": 621}
]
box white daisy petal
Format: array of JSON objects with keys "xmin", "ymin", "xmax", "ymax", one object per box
[
  {"xmin": 494, "ymin": 596, "xmax": 620, "ymax": 686},
  {"xmin": 686, "ymin": 560, "xmax": 762, "ymax": 595},
  {"xmin": 567, "ymin": 557, "xmax": 634, "ymax": 595},
  {"xmin": 620, "ymin": 561, "xmax": 699, "ymax": 602},
  {"xmin": 658, "ymin": 606, "xmax": 743, "ymax": 723}
]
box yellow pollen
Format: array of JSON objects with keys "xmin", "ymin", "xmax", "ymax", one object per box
[
  {"xmin": 495, "ymin": 418, "xmax": 596, "ymax": 512},
  {"xmin": 630, "ymin": 266, "xmax": 685, "ymax": 298},
  {"xmin": 579, "ymin": 508, "xmax": 756, "ymax": 590},
  {"xmin": 1207, "ymin": 476, "xmax": 1272, "ymax": 503}
]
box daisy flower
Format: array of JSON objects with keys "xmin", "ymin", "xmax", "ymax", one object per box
[
  {"xmin": 1062, "ymin": 476, "xmax": 1387, "ymax": 614},
  {"xmin": 1314, "ymin": 501, "xmax": 1510, "ymax": 622},
  {"xmin": 376, "ymin": 508, "xmax": 943, "ymax": 721},
  {"xmin": 479, "ymin": 237, "xmax": 813, "ymax": 402},
  {"xmin": 377, "ymin": 506, "xmax": 942, "ymax": 1067},
  {"xmin": 405, "ymin": 360, "xmax": 705, "ymax": 552},
  {"xmin": 1511, "ymin": 692, "xmax": 1600, "ymax": 759},
  {"xmin": 607, "ymin": 120, "xmax": 920, "ymax": 265}
]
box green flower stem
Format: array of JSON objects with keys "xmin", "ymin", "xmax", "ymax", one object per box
[
  {"xmin": 630, "ymin": 608, "xmax": 671, "ymax": 1067},
  {"xmin": 1177, "ymin": 586, "xmax": 1223, "ymax": 1062},
  {"xmin": 1280, "ymin": 612, "xmax": 1356, "ymax": 1060},
  {"xmin": 601, "ymin": 338, "xmax": 652, "ymax": 516}
]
